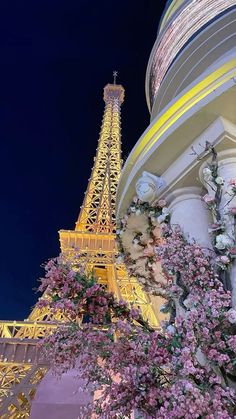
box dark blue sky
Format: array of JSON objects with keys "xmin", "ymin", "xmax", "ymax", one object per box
[{"xmin": 0, "ymin": 0, "xmax": 166, "ymax": 320}]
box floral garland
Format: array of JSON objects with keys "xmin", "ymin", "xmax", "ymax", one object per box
[
  {"xmin": 116, "ymin": 197, "xmax": 170, "ymax": 296},
  {"xmin": 202, "ymin": 155, "xmax": 236, "ymax": 280}
]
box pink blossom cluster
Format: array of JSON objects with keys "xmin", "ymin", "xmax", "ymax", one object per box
[
  {"xmin": 156, "ymin": 228, "xmax": 236, "ymax": 373},
  {"xmin": 157, "ymin": 379, "xmax": 235, "ymax": 419},
  {"xmin": 37, "ymin": 232, "xmax": 236, "ymax": 417},
  {"xmin": 38, "ymin": 255, "xmax": 142, "ymax": 325},
  {"xmin": 35, "ymin": 145, "xmax": 236, "ymax": 417},
  {"xmin": 109, "ymin": 147, "xmax": 236, "ymax": 416}
]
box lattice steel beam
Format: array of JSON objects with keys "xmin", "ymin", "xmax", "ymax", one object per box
[{"xmin": 0, "ymin": 81, "xmax": 160, "ymax": 417}]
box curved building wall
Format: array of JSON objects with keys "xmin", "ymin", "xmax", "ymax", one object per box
[
  {"xmin": 158, "ymin": 0, "xmax": 185, "ymax": 32},
  {"xmin": 151, "ymin": 9, "xmax": 236, "ymax": 119},
  {"xmin": 146, "ymin": 0, "xmax": 236, "ymax": 114}
]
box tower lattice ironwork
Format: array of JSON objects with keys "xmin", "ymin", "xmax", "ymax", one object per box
[{"xmin": 0, "ymin": 79, "xmax": 160, "ymax": 418}]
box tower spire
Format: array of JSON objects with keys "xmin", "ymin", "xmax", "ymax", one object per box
[
  {"xmin": 59, "ymin": 81, "xmax": 160, "ymax": 327},
  {"xmin": 75, "ymin": 82, "xmax": 124, "ymax": 233},
  {"xmin": 113, "ymin": 70, "xmax": 118, "ymax": 84},
  {"xmin": 59, "ymin": 81, "xmax": 159, "ymax": 328}
]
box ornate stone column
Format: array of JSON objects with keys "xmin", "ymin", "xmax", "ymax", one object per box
[
  {"xmin": 166, "ymin": 186, "xmax": 212, "ymax": 249},
  {"xmin": 165, "ymin": 186, "xmax": 212, "ymax": 319},
  {"xmin": 200, "ymin": 149, "xmax": 236, "ymax": 307}
]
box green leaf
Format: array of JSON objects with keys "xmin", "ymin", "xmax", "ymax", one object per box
[{"xmin": 52, "ymin": 294, "xmax": 60, "ymax": 302}]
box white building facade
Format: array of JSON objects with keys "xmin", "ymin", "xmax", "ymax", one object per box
[{"xmin": 117, "ymin": 0, "xmax": 236, "ymax": 265}]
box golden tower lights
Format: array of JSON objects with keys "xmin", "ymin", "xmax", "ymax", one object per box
[{"xmin": 0, "ymin": 77, "xmax": 159, "ymax": 417}]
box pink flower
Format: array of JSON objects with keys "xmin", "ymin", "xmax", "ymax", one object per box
[
  {"xmin": 158, "ymin": 199, "xmax": 167, "ymax": 208},
  {"xmin": 152, "ymin": 226, "xmax": 160, "ymax": 239},
  {"xmin": 143, "ymin": 242, "xmax": 155, "ymax": 257},
  {"xmin": 229, "ymin": 178, "xmax": 236, "ymax": 186},
  {"xmin": 229, "ymin": 207, "xmax": 236, "ymax": 215},
  {"xmin": 208, "ymin": 222, "xmax": 222, "ymax": 230},
  {"xmin": 226, "ymin": 308, "xmax": 236, "ymax": 324},
  {"xmin": 220, "ymin": 255, "xmax": 230, "ymax": 264},
  {"xmin": 228, "ymin": 336, "xmax": 236, "ymax": 352},
  {"xmin": 37, "ymin": 223, "xmax": 236, "ymax": 419},
  {"xmin": 202, "ymin": 194, "xmax": 215, "ymax": 205},
  {"xmin": 229, "ymin": 247, "xmax": 236, "ymax": 255}
]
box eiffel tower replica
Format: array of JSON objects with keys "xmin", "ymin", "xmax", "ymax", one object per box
[{"xmin": 0, "ymin": 75, "xmax": 160, "ymax": 418}]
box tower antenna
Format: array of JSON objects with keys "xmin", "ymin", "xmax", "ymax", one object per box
[{"xmin": 113, "ymin": 70, "xmax": 118, "ymax": 84}]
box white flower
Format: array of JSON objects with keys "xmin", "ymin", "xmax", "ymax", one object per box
[
  {"xmin": 203, "ymin": 167, "xmax": 212, "ymax": 181},
  {"xmin": 215, "ymin": 234, "xmax": 232, "ymax": 250},
  {"xmin": 183, "ymin": 298, "xmax": 194, "ymax": 309},
  {"xmin": 162, "ymin": 207, "xmax": 169, "ymax": 215},
  {"xmin": 157, "ymin": 208, "xmax": 169, "ymax": 224},
  {"xmin": 135, "ymin": 209, "xmax": 141, "ymax": 216},
  {"xmin": 226, "ymin": 308, "xmax": 236, "ymax": 324},
  {"xmin": 116, "ymin": 256, "xmax": 124, "ymax": 264},
  {"xmin": 184, "ymin": 382, "xmax": 194, "ymax": 392},
  {"xmin": 116, "ymin": 229, "xmax": 121, "ymax": 235},
  {"xmin": 132, "ymin": 238, "xmax": 139, "ymax": 245},
  {"xmin": 160, "ymin": 320, "xmax": 168, "ymax": 329},
  {"xmin": 215, "ymin": 176, "xmax": 224, "ymax": 185},
  {"xmin": 130, "ymin": 206, "xmax": 136, "ymax": 213},
  {"xmin": 228, "ymin": 186, "xmax": 235, "ymax": 196},
  {"xmin": 166, "ymin": 325, "xmax": 176, "ymax": 335},
  {"xmin": 157, "ymin": 214, "xmax": 166, "ymax": 224}
]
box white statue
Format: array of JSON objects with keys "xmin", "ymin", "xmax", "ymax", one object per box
[{"xmin": 135, "ymin": 171, "xmax": 165, "ymax": 203}]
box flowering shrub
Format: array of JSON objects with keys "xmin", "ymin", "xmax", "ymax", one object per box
[
  {"xmin": 38, "ymin": 232, "xmax": 236, "ymax": 417},
  {"xmin": 37, "ymin": 147, "xmax": 236, "ymax": 417}
]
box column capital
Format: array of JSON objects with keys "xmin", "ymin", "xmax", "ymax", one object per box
[
  {"xmin": 165, "ymin": 186, "xmax": 211, "ymax": 248},
  {"xmin": 165, "ymin": 186, "xmax": 203, "ymax": 210},
  {"xmin": 199, "ymin": 148, "xmax": 236, "ymax": 187},
  {"xmin": 217, "ymin": 148, "xmax": 236, "ymax": 168}
]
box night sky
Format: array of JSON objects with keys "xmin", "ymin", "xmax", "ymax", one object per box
[{"xmin": 0, "ymin": 0, "xmax": 166, "ymax": 320}]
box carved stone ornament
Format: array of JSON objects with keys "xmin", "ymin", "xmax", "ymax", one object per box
[{"xmin": 135, "ymin": 171, "xmax": 165, "ymax": 203}]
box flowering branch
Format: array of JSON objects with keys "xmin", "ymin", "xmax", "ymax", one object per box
[
  {"xmin": 36, "ymin": 144, "xmax": 236, "ymax": 417},
  {"xmin": 37, "ymin": 224, "xmax": 236, "ymax": 417},
  {"xmin": 202, "ymin": 147, "xmax": 236, "ymax": 292}
]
